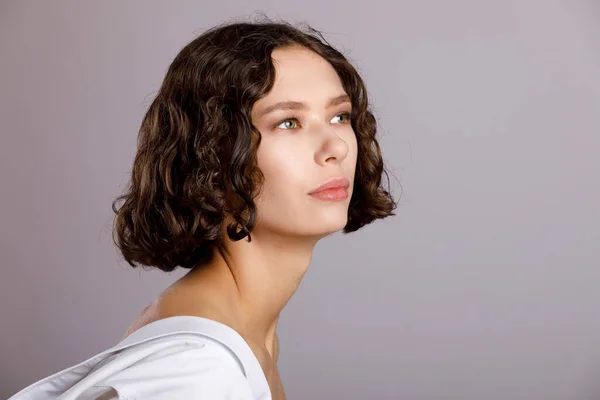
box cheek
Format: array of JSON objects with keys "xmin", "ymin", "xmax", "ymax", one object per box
[
  {"xmin": 346, "ymin": 133, "xmax": 359, "ymax": 167},
  {"xmin": 256, "ymin": 141, "xmax": 308, "ymax": 197}
]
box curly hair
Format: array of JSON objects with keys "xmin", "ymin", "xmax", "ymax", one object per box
[{"xmin": 111, "ymin": 19, "xmax": 397, "ymax": 272}]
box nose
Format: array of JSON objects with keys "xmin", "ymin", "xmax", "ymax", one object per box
[{"xmin": 314, "ymin": 125, "xmax": 350, "ymax": 166}]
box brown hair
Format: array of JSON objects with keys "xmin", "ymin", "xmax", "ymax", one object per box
[{"xmin": 112, "ymin": 19, "xmax": 397, "ymax": 272}]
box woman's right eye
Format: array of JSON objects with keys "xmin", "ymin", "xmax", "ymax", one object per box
[{"xmin": 275, "ymin": 118, "xmax": 300, "ymax": 130}]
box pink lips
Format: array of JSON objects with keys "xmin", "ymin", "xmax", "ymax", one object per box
[{"xmin": 308, "ymin": 177, "xmax": 350, "ymax": 201}]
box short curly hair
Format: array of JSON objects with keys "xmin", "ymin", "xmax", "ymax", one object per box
[{"xmin": 111, "ymin": 19, "xmax": 397, "ymax": 272}]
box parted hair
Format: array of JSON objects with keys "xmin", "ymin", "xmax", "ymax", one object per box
[{"xmin": 111, "ymin": 19, "xmax": 397, "ymax": 272}]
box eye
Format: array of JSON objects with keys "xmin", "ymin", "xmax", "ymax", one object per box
[
  {"xmin": 331, "ymin": 112, "xmax": 352, "ymax": 124},
  {"xmin": 275, "ymin": 118, "xmax": 300, "ymax": 130}
]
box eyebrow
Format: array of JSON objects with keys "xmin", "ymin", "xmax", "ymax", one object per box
[{"xmin": 256, "ymin": 94, "xmax": 351, "ymax": 118}]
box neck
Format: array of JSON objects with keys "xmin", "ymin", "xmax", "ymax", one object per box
[{"xmin": 190, "ymin": 229, "xmax": 318, "ymax": 350}]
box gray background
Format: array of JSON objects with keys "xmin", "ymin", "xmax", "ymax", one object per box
[{"xmin": 1, "ymin": 0, "xmax": 599, "ymax": 399}]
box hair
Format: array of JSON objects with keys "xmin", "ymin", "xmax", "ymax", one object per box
[{"xmin": 111, "ymin": 18, "xmax": 397, "ymax": 272}]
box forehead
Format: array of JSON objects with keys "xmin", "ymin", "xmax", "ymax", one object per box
[{"xmin": 255, "ymin": 46, "xmax": 345, "ymax": 107}]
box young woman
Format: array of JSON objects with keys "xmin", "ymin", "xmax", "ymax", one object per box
[{"xmin": 10, "ymin": 19, "xmax": 396, "ymax": 400}]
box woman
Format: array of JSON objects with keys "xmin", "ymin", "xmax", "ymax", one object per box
[{"xmin": 10, "ymin": 19, "xmax": 396, "ymax": 400}]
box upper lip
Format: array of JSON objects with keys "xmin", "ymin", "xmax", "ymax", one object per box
[{"xmin": 308, "ymin": 177, "xmax": 350, "ymax": 194}]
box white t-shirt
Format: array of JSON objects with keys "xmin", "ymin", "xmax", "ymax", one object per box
[{"xmin": 9, "ymin": 316, "xmax": 272, "ymax": 399}]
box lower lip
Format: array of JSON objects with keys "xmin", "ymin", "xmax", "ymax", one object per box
[{"xmin": 309, "ymin": 187, "xmax": 349, "ymax": 201}]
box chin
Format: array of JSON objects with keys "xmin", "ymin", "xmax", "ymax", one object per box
[{"xmin": 312, "ymin": 215, "xmax": 349, "ymax": 236}]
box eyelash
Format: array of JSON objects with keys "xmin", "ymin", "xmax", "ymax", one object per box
[{"xmin": 274, "ymin": 112, "xmax": 352, "ymax": 130}]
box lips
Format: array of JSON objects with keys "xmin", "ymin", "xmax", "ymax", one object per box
[{"xmin": 308, "ymin": 177, "xmax": 350, "ymax": 194}]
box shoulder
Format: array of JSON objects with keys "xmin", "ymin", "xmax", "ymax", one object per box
[
  {"xmin": 11, "ymin": 337, "xmax": 257, "ymax": 400},
  {"xmin": 97, "ymin": 338, "xmax": 255, "ymax": 399},
  {"xmin": 121, "ymin": 282, "xmax": 240, "ymax": 342}
]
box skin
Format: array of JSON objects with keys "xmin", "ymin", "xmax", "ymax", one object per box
[{"xmin": 121, "ymin": 45, "xmax": 358, "ymax": 399}]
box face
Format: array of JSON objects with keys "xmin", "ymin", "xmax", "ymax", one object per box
[{"xmin": 250, "ymin": 45, "xmax": 358, "ymax": 240}]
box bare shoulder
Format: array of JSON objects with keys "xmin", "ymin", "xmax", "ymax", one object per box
[
  {"xmin": 119, "ymin": 281, "xmax": 237, "ymax": 342},
  {"xmin": 119, "ymin": 298, "xmax": 163, "ymax": 341},
  {"xmin": 119, "ymin": 283, "xmax": 191, "ymax": 341},
  {"xmin": 120, "ymin": 285, "xmax": 286, "ymax": 399}
]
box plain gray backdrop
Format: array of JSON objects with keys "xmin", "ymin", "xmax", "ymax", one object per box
[{"xmin": 1, "ymin": 1, "xmax": 599, "ymax": 399}]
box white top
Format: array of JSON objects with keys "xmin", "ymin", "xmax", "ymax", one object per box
[{"xmin": 9, "ymin": 316, "xmax": 272, "ymax": 399}]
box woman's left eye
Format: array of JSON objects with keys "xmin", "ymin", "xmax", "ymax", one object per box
[{"xmin": 331, "ymin": 112, "xmax": 352, "ymax": 124}]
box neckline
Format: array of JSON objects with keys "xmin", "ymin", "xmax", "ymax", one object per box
[{"xmin": 113, "ymin": 315, "xmax": 271, "ymax": 399}]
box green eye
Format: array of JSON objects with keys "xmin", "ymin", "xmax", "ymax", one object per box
[
  {"xmin": 276, "ymin": 118, "xmax": 299, "ymax": 129},
  {"xmin": 331, "ymin": 112, "xmax": 352, "ymax": 124}
]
